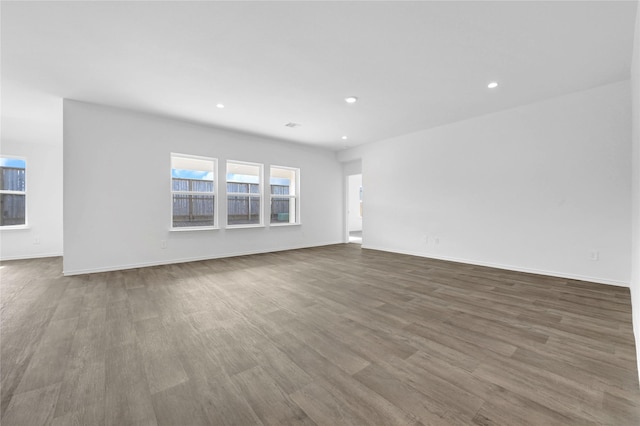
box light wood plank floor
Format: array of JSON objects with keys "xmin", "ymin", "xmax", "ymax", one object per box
[{"xmin": 1, "ymin": 244, "xmax": 639, "ymax": 425}]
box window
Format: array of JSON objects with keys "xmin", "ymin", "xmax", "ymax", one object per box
[
  {"xmin": 171, "ymin": 154, "xmax": 216, "ymax": 229},
  {"xmin": 0, "ymin": 157, "xmax": 26, "ymax": 227},
  {"xmin": 270, "ymin": 166, "xmax": 299, "ymax": 224},
  {"xmin": 226, "ymin": 161, "xmax": 262, "ymax": 226}
]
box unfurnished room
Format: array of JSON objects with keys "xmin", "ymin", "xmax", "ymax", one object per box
[{"xmin": 2, "ymin": 1, "xmax": 640, "ymax": 425}]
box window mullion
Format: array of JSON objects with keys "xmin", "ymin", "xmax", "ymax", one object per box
[{"xmin": 172, "ymin": 191, "xmax": 214, "ymax": 195}]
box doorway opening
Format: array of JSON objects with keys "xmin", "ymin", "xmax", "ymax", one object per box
[{"xmin": 347, "ymin": 174, "xmax": 362, "ymax": 244}]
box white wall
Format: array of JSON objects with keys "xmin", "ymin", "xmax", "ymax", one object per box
[
  {"xmin": 340, "ymin": 81, "xmax": 632, "ymax": 286},
  {"xmin": 348, "ymin": 174, "xmax": 363, "ymax": 232},
  {"xmin": 342, "ymin": 159, "xmax": 362, "ymax": 177},
  {"xmin": 0, "ymin": 140, "xmax": 63, "ymax": 260},
  {"xmin": 630, "ymin": 0, "xmax": 640, "ymax": 384},
  {"xmin": 63, "ymin": 100, "xmax": 344, "ymax": 275}
]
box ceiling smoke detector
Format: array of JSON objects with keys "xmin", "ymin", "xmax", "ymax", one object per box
[{"xmin": 284, "ymin": 122, "xmax": 301, "ymax": 128}]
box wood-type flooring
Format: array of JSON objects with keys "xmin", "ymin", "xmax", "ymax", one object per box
[{"xmin": 1, "ymin": 244, "xmax": 639, "ymax": 425}]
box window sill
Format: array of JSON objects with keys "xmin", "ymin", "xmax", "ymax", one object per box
[
  {"xmin": 270, "ymin": 223, "xmax": 301, "ymax": 227},
  {"xmin": 0, "ymin": 225, "xmax": 30, "ymax": 231},
  {"xmin": 169, "ymin": 226, "xmax": 218, "ymax": 232},
  {"xmin": 226, "ymin": 224, "xmax": 265, "ymax": 229}
]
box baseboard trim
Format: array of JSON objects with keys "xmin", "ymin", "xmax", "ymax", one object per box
[
  {"xmin": 0, "ymin": 252, "xmax": 63, "ymax": 261},
  {"xmin": 361, "ymin": 244, "xmax": 630, "ymax": 288},
  {"xmin": 62, "ymin": 241, "xmax": 343, "ymax": 276}
]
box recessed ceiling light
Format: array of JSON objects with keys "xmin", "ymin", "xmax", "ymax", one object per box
[
  {"xmin": 341, "ymin": 136, "xmax": 348, "ymax": 140},
  {"xmin": 216, "ymin": 103, "xmax": 225, "ymax": 108},
  {"xmin": 345, "ymin": 96, "xmax": 358, "ymax": 104},
  {"xmin": 487, "ymin": 82, "xmax": 498, "ymax": 89}
]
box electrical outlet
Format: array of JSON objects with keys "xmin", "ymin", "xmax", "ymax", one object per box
[
  {"xmin": 160, "ymin": 240, "xmax": 167, "ymax": 249},
  {"xmin": 34, "ymin": 237, "xmax": 40, "ymax": 245},
  {"xmin": 434, "ymin": 237, "xmax": 440, "ymax": 245},
  {"xmin": 424, "ymin": 235, "xmax": 429, "ymax": 244},
  {"xmin": 589, "ymin": 251, "xmax": 599, "ymax": 261}
]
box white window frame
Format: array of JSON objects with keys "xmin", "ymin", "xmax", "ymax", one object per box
[
  {"xmin": 226, "ymin": 160, "xmax": 264, "ymax": 228},
  {"xmin": 170, "ymin": 153, "xmax": 218, "ymax": 231},
  {"xmin": 0, "ymin": 155, "xmax": 28, "ymax": 229},
  {"xmin": 269, "ymin": 165, "xmax": 300, "ymax": 226}
]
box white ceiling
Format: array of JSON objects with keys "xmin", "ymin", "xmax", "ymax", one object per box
[{"xmin": 1, "ymin": 1, "xmax": 637, "ymax": 151}]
